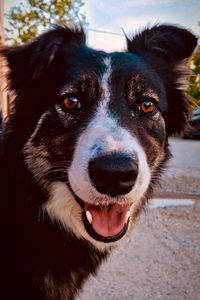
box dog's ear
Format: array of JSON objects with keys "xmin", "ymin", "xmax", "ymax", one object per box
[
  {"xmin": 0, "ymin": 26, "xmax": 86, "ymax": 149},
  {"xmin": 1, "ymin": 26, "xmax": 85, "ymax": 92},
  {"xmin": 127, "ymin": 24, "xmax": 197, "ymax": 63},
  {"xmin": 127, "ymin": 25, "xmax": 197, "ymax": 135}
]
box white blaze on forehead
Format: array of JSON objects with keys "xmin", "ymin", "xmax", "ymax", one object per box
[
  {"xmin": 99, "ymin": 57, "xmax": 112, "ymax": 110},
  {"xmin": 68, "ymin": 56, "xmax": 151, "ymax": 205}
]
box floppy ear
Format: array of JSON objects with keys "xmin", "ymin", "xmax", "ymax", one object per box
[
  {"xmin": 0, "ymin": 26, "xmax": 86, "ymax": 149},
  {"xmin": 2, "ymin": 26, "xmax": 85, "ymax": 92},
  {"xmin": 127, "ymin": 24, "xmax": 197, "ymax": 63},
  {"xmin": 127, "ymin": 25, "xmax": 197, "ymax": 135}
]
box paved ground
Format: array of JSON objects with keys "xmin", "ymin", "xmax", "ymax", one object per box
[
  {"xmin": 79, "ymin": 138, "xmax": 200, "ymax": 300},
  {"xmin": 155, "ymin": 138, "xmax": 200, "ymax": 197}
]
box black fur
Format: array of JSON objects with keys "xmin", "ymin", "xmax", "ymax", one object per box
[{"xmin": 0, "ymin": 24, "xmax": 197, "ymax": 300}]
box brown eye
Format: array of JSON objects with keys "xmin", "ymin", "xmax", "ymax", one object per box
[
  {"xmin": 63, "ymin": 96, "xmax": 81, "ymax": 111},
  {"xmin": 139, "ymin": 100, "xmax": 156, "ymax": 114}
]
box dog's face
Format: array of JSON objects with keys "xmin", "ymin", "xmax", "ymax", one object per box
[
  {"xmin": 2, "ymin": 25, "xmax": 197, "ymax": 249},
  {"xmin": 24, "ymin": 51, "xmax": 166, "ymax": 248}
]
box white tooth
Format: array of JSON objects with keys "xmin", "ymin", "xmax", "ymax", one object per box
[
  {"xmin": 86, "ymin": 211, "xmax": 93, "ymax": 224},
  {"xmin": 125, "ymin": 211, "xmax": 130, "ymax": 223}
]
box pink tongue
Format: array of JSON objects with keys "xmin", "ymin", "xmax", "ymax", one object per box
[{"xmin": 85, "ymin": 203, "xmax": 130, "ymax": 238}]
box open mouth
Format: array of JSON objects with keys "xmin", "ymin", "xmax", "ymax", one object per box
[
  {"xmin": 71, "ymin": 190, "xmax": 131, "ymax": 243},
  {"xmin": 83, "ymin": 202, "xmax": 130, "ymax": 243}
]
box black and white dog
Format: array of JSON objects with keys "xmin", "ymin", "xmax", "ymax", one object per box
[{"xmin": 0, "ymin": 24, "xmax": 197, "ymax": 299}]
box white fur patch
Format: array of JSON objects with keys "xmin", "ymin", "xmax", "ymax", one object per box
[
  {"xmin": 99, "ymin": 57, "xmax": 112, "ymax": 110},
  {"xmin": 44, "ymin": 181, "xmax": 116, "ymax": 250},
  {"xmin": 68, "ymin": 114, "xmax": 151, "ymax": 205}
]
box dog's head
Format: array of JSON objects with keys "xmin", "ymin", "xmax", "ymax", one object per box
[{"xmin": 2, "ymin": 25, "xmax": 197, "ymax": 249}]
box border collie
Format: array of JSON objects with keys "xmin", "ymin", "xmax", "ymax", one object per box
[{"xmin": 0, "ymin": 24, "xmax": 197, "ymax": 300}]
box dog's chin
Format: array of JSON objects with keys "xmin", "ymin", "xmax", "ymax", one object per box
[{"xmin": 73, "ymin": 193, "xmax": 131, "ymax": 243}]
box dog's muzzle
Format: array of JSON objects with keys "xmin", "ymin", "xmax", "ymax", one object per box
[{"xmin": 76, "ymin": 152, "xmax": 139, "ymax": 242}]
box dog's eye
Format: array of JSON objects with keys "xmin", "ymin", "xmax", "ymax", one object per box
[
  {"xmin": 139, "ymin": 100, "xmax": 156, "ymax": 114},
  {"xmin": 63, "ymin": 96, "xmax": 81, "ymax": 111}
]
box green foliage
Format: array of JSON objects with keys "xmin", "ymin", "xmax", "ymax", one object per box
[
  {"xmin": 188, "ymin": 51, "xmax": 200, "ymax": 106},
  {"xmin": 6, "ymin": 0, "xmax": 87, "ymax": 45}
]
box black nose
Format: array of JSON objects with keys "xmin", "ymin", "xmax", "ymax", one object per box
[{"xmin": 88, "ymin": 153, "xmax": 138, "ymax": 197}]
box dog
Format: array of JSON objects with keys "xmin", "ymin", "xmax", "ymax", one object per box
[{"xmin": 0, "ymin": 24, "xmax": 197, "ymax": 299}]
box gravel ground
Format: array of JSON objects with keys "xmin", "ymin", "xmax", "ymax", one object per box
[{"xmin": 79, "ymin": 201, "xmax": 200, "ymax": 300}]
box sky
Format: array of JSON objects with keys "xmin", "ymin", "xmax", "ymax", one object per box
[{"xmin": 3, "ymin": 0, "xmax": 200, "ymax": 51}]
